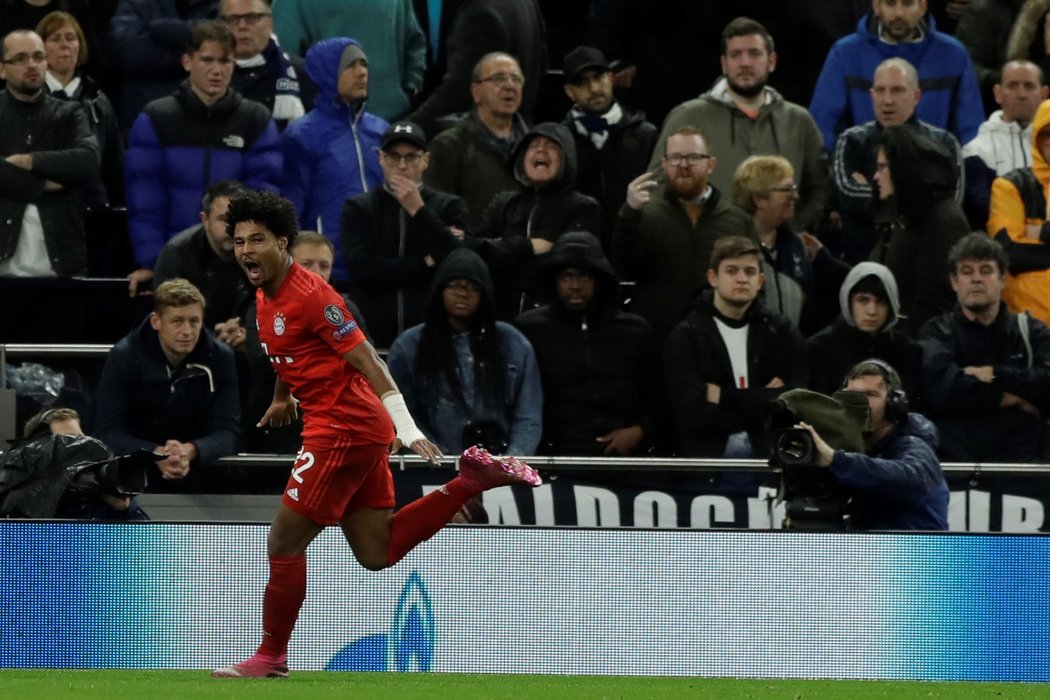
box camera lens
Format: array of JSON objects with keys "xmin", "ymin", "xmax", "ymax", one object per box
[{"xmin": 776, "ymin": 428, "xmax": 815, "ymax": 466}]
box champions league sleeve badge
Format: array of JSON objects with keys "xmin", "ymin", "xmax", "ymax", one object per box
[{"xmin": 324, "ymin": 305, "xmax": 345, "ymax": 326}]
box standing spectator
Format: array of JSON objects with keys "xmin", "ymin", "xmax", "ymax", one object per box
[
  {"xmin": 870, "ymin": 126, "xmax": 969, "ymax": 336},
  {"xmin": 560, "ymin": 45, "xmax": 657, "ymax": 251},
  {"xmin": 806, "ymin": 262, "xmax": 922, "ymax": 399},
  {"xmin": 664, "ymin": 235, "xmax": 806, "ymax": 458},
  {"xmin": 650, "ymin": 17, "xmax": 829, "ymax": 233},
  {"xmin": 153, "ymin": 180, "xmax": 252, "ymax": 334},
  {"xmin": 0, "ymin": 29, "xmax": 99, "ymax": 278},
  {"xmin": 514, "ymin": 231, "xmax": 662, "ymax": 456},
  {"xmin": 809, "ymin": 0, "xmax": 984, "ymax": 153},
  {"xmin": 954, "ymin": 0, "xmax": 1029, "ymax": 113},
  {"xmin": 220, "ymin": 0, "xmax": 314, "ymax": 131},
  {"xmin": 987, "ymin": 97, "xmax": 1050, "ymax": 324},
  {"xmin": 612, "ymin": 126, "xmax": 753, "ymax": 341},
  {"xmin": 918, "ymin": 232, "xmax": 1050, "ymax": 461},
  {"xmin": 0, "ymin": 1, "xmax": 103, "ymax": 76},
  {"xmin": 341, "ymin": 121, "xmax": 466, "ymax": 349},
  {"xmin": 470, "ymin": 122, "xmax": 601, "ymax": 318},
  {"xmin": 280, "ymin": 38, "xmax": 386, "ymax": 286},
  {"xmin": 408, "ymin": 0, "xmax": 546, "ymax": 137},
  {"xmin": 963, "ymin": 59, "xmax": 1046, "ymax": 228},
  {"xmin": 124, "ymin": 20, "xmax": 281, "ymax": 295},
  {"xmin": 387, "ymin": 248, "xmax": 542, "ymax": 456},
  {"xmin": 832, "ymin": 58, "xmax": 963, "ymax": 263},
  {"xmin": 423, "ymin": 52, "xmax": 529, "ymax": 228},
  {"xmin": 732, "ymin": 155, "xmax": 847, "ymax": 335},
  {"xmin": 37, "ymin": 11, "xmax": 123, "ymax": 210},
  {"xmin": 271, "ymin": 0, "xmax": 423, "ymax": 123},
  {"xmin": 109, "ymin": 0, "xmax": 220, "ymax": 132},
  {"xmin": 93, "ymin": 278, "xmax": 241, "ymax": 488}
]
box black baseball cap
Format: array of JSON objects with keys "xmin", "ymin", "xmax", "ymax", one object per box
[
  {"xmin": 562, "ymin": 46, "xmax": 612, "ymax": 83},
  {"xmin": 381, "ymin": 121, "xmax": 427, "ymax": 151}
]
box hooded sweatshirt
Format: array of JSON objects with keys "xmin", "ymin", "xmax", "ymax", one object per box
[
  {"xmin": 280, "ymin": 37, "xmax": 389, "ymax": 284},
  {"xmin": 386, "ymin": 249, "xmax": 542, "ymax": 455},
  {"xmin": 806, "ymin": 262, "xmax": 922, "ymax": 397},
  {"xmin": 470, "ymin": 122, "xmax": 601, "ymax": 318},
  {"xmin": 988, "ymin": 98, "xmax": 1050, "ymax": 324}
]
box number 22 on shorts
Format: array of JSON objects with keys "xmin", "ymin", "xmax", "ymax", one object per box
[{"xmin": 292, "ymin": 449, "xmax": 315, "ymax": 484}]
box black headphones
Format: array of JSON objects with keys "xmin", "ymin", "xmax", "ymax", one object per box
[{"xmin": 844, "ymin": 358, "xmax": 908, "ymax": 423}]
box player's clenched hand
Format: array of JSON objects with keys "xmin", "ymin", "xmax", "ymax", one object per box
[
  {"xmin": 408, "ymin": 437, "xmax": 442, "ymax": 465},
  {"xmin": 257, "ymin": 396, "xmax": 298, "ymax": 428}
]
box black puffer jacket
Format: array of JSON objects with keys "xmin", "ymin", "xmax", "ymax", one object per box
[
  {"xmin": 470, "ymin": 122, "xmax": 601, "ymax": 318},
  {"xmin": 514, "ymin": 231, "xmax": 662, "ymax": 455}
]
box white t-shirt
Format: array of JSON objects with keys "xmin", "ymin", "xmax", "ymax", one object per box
[{"xmin": 0, "ymin": 205, "xmax": 55, "ymax": 277}]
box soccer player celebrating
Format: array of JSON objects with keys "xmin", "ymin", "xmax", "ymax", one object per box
[{"xmin": 212, "ymin": 191, "xmax": 541, "ymax": 678}]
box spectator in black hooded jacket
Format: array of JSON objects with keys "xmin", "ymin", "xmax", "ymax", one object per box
[
  {"xmin": 469, "ymin": 121, "xmax": 600, "ymax": 319},
  {"xmin": 514, "ymin": 230, "xmax": 663, "ymax": 456}
]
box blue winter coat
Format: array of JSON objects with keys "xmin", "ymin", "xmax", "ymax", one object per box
[
  {"xmin": 280, "ymin": 37, "xmax": 389, "ymax": 284},
  {"xmin": 809, "ymin": 13, "xmax": 984, "ymax": 153},
  {"xmin": 125, "ymin": 81, "xmax": 282, "ymax": 268},
  {"xmin": 829, "ymin": 412, "xmax": 949, "ymax": 530}
]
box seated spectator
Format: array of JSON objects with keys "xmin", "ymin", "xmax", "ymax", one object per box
[
  {"xmin": 731, "ymin": 155, "xmax": 847, "ymax": 335},
  {"xmin": 963, "ymin": 60, "xmax": 1046, "ymax": 229},
  {"xmin": 613, "ymin": 126, "xmax": 754, "ymax": 342},
  {"xmin": 0, "ymin": 29, "xmax": 100, "ymax": 278},
  {"xmin": 423, "ymin": 52, "xmax": 528, "ymax": 228},
  {"xmin": 220, "ymin": 0, "xmax": 314, "ymax": 131},
  {"xmin": 124, "ymin": 20, "xmax": 281, "ymax": 295},
  {"xmin": 514, "ymin": 231, "xmax": 662, "ymax": 456},
  {"xmin": 93, "ymin": 278, "xmax": 240, "ymax": 488},
  {"xmin": 36, "ymin": 11, "xmax": 123, "ymax": 209},
  {"xmin": 987, "ymin": 98, "xmax": 1050, "ymax": 325},
  {"xmin": 386, "ymin": 248, "xmax": 542, "ymax": 456},
  {"xmin": 241, "ymin": 231, "xmax": 370, "ymax": 452},
  {"xmin": 919, "ymin": 233, "xmax": 1050, "ymax": 462},
  {"xmin": 831, "ymin": 58, "xmax": 963, "ymax": 263},
  {"xmin": 470, "ymin": 121, "xmax": 600, "ymax": 318},
  {"xmin": 153, "ymin": 179, "xmax": 253, "ymax": 338},
  {"xmin": 870, "ymin": 125, "xmax": 969, "ymax": 336},
  {"xmin": 560, "ymin": 45, "xmax": 657, "ymax": 251},
  {"xmin": 280, "ymin": 37, "xmax": 386, "ymax": 286},
  {"xmin": 109, "ymin": 0, "xmax": 220, "ymax": 132},
  {"xmin": 664, "ymin": 235, "xmax": 806, "ymax": 458},
  {"xmin": 806, "ymin": 262, "xmax": 922, "ymax": 399},
  {"xmin": 342, "ymin": 120, "xmax": 466, "ymax": 349}
]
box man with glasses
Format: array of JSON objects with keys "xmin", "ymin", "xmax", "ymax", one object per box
[
  {"xmin": 0, "ymin": 29, "xmax": 99, "ymax": 278},
  {"xmin": 341, "ymin": 120, "xmax": 467, "ymax": 348},
  {"xmin": 424, "ymin": 52, "xmax": 530, "ymax": 228},
  {"xmin": 649, "ymin": 17, "xmax": 829, "ymax": 234},
  {"xmin": 612, "ymin": 126, "xmax": 753, "ymax": 342},
  {"xmin": 220, "ymin": 0, "xmax": 315, "ymax": 131}
]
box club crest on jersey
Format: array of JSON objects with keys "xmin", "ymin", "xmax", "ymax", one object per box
[
  {"xmin": 324, "ymin": 305, "xmax": 345, "ymax": 326},
  {"xmin": 274, "ymin": 312, "xmax": 287, "ymax": 336}
]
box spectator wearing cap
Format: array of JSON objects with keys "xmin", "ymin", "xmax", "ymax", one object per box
[
  {"xmin": 341, "ymin": 120, "xmax": 467, "ymax": 348},
  {"xmin": 561, "ymin": 46, "xmax": 657, "ymax": 252},
  {"xmin": 281, "ymin": 37, "xmax": 388, "ymax": 286},
  {"xmin": 514, "ymin": 231, "xmax": 663, "ymax": 456}
]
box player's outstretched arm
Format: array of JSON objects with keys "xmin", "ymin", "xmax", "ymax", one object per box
[
  {"xmin": 343, "ymin": 342, "xmax": 443, "ymax": 464},
  {"xmin": 257, "ymin": 377, "xmax": 299, "ymax": 428}
]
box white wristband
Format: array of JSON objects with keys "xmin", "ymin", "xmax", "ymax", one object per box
[{"xmin": 381, "ymin": 392, "xmax": 426, "ymax": 446}]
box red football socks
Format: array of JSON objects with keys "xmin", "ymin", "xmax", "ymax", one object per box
[
  {"xmin": 256, "ymin": 554, "xmax": 307, "ymax": 658},
  {"xmin": 386, "ymin": 476, "xmax": 478, "ymax": 565}
]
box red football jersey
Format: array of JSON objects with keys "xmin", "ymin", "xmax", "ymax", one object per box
[{"xmin": 256, "ymin": 262, "xmax": 394, "ymax": 443}]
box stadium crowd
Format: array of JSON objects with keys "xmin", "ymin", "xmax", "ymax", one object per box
[{"xmin": 5, "ymin": 0, "xmax": 1050, "ymax": 498}]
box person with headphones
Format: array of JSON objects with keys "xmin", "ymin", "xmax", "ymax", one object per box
[{"xmin": 794, "ymin": 358, "xmax": 949, "ymax": 530}]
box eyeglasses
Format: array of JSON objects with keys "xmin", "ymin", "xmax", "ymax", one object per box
[
  {"xmin": 664, "ymin": 153, "xmax": 712, "ymax": 166},
  {"xmin": 874, "ymin": 162, "xmax": 891, "ymax": 172},
  {"xmin": 445, "ymin": 281, "xmax": 481, "ymax": 296},
  {"xmin": 382, "ymin": 152, "xmax": 424, "ymax": 166},
  {"xmin": 769, "ymin": 184, "xmax": 799, "ymax": 194},
  {"xmin": 221, "ymin": 12, "xmax": 271, "ymax": 25},
  {"xmin": 476, "ymin": 72, "xmax": 524, "ymax": 86},
  {"xmin": 2, "ymin": 51, "xmax": 47, "ymax": 66}
]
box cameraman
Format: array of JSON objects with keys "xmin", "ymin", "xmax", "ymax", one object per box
[{"xmin": 795, "ymin": 360, "xmax": 949, "ymax": 530}]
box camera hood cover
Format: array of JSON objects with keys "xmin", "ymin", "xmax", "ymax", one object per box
[{"xmin": 766, "ymin": 389, "xmax": 869, "ymax": 454}]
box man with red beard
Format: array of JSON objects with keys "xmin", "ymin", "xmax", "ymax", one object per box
[{"xmin": 612, "ymin": 125, "xmax": 753, "ymax": 342}]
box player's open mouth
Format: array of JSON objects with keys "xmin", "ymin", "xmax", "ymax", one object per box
[{"xmin": 243, "ymin": 261, "xmax": 262, "ymax": 280}]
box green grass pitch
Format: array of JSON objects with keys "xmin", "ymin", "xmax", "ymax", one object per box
[{"xmin": 1, "ymin": 671, "xmax": 1047, "ymax": 700}]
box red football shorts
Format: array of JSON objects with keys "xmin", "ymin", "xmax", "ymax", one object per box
[{"xmin": 281, "ymin": 435, "xmax": 395, "ymax": 525}]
